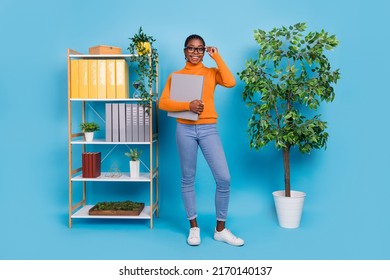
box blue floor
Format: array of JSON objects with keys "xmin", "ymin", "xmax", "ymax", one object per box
[{"xmin": 2, "ymin": 182, "xmax": 389, "ymax": 260}]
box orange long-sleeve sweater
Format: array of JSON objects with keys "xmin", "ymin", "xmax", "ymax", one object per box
[{"xmin": 159, "ymin": 52, "xmax": 236, "ymax": 124}]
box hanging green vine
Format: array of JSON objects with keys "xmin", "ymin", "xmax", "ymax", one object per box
[{"xmin": 128, "ymin": 27, "xmax": 158, "ymax": 114}]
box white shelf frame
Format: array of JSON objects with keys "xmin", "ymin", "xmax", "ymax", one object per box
[{"xmin": 67, "ymin": 48, "xmax": 159, "ymax": 229}]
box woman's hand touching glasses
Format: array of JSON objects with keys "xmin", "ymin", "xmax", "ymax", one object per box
[{"xmin": 206, "ymin": 46, "xmax": 218, "ymax": 57}]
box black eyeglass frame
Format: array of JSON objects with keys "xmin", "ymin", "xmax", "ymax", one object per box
[{"xmin": 184, "ymin": 46, "xmax": 207, "ymax": 54}]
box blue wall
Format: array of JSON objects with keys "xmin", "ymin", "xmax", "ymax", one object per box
[{"xmin": 1, "ymin": 0, "xmax": 389, "ymax": 259}]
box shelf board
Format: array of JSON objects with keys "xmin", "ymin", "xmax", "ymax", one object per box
[
  {"xmin": 72, "ymin": 205, "xmax": 154, "ymax": 219},
  {"xmin": 70, "ymin": 98, "xmax": 150, "ymax": 102},
  {"xmin": 72, "ymin": 172, "xmax": 155, "ymax": 182},
  {"xmin": 69, "ymin": 53, "xmax": 138, "ymax": 65},
  {"xmin": 71, "ymin": 139, "xmax": 154, "ymax": 145},
  {"xmin": 69, "ymin": 53, "xmax": 137, "ymax": 59}
]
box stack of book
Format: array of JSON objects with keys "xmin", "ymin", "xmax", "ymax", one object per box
[
  {"xmin": 70, "ymin": 59, "xmax": 129, "ymax": 99},
  {"xmin": 105, "ymin": 103, "xmax": 150, "ymax": 142},
  {"xmin": 82, "ymin": 152, "xmax": 101, "ymax": 178}
]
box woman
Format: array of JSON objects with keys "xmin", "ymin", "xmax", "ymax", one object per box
[{"xmin": 159, "ymin": 34, "xmax": 244, "ymax": 246}]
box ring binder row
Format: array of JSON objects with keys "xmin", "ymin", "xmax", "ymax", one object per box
[
  {"xmin": 105, "ymin": 103, "xmax": 150, "ymax": 142},
  {"xmin": 70, "ymin": 59, "xmax": 129, "ymax": 99}
]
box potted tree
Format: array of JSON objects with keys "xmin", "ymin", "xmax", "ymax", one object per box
[
  {"xmin": 80, "ymin": 122, "xmax": 100, "ymax": 142},
  {"xmin": 128, "ymin": 27, "xmax": 158, "ymax": 113},
  {"xmin": 238, "ymin": 22, "xmax": 340, "ymax": 228},
  {"xmin": 125, "ymin": 148, "xmax": 142, "ymax": 178}
]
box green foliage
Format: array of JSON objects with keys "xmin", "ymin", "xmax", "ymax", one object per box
[
  {"xmin": 128, "ymin": 27, "xmax": 158, "ymax": 113},
  {"xmin": 124, "ymin": 148, "xmax": 142, "ymax": 161},
  {"xmin": 129, "ymin": 26, "xmax": 153, "ymax": 43},
  {"xmin": 93, "ymin": 200, "xmax": 143, "ymax": 211},
  {"xmin": 239, "ymin": 22, "xmax": 340, "ymax": 153},
  {"xmin": 80, "ymin": 122, "xmax": 100, "ymax": 132},
  {"xmin": 238, "ymin": 22, "xmax": 340, "ymax": 193}
]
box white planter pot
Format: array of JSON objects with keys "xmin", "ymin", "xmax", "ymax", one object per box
[
  {"xmin": 129, "ymin": 160, "xmax": 140, "ymax": 178},
  {"xmin": 272, "ymin": 190, "xmax": 306, "ymax": 229},
  {"xmin": 84, "ymin": 132, "xmax": 94, "ymax": 142}
]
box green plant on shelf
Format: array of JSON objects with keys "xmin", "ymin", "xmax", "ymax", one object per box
[
  {"xmin": 80, "ymin": 122, "xmax": 100, "ymax": 132},
  {"xmin": 124, "ymin": 148, "xmax": 142, "ymax": 161}
]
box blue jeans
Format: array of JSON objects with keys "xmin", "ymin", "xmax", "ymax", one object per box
[{"xmin": 176, "ymin": 123, "xmax": 231, "ymax": 221}]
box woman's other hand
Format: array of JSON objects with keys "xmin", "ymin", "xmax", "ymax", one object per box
[{"xmin": 189, "ymin": 99, "xmax": 204, "ymax": 115}]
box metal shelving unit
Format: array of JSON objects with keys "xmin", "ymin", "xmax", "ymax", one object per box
[{"xmin": 67, "ymin": 48, "xmax": 159, "ymax": 228}]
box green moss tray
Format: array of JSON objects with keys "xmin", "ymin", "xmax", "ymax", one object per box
[{"xmin": 88, "ymin": 201, "xmax": 145, "ymax": 216}]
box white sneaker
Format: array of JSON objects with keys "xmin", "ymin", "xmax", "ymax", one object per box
[
  {"xmin": 187, "ymin": 227, "xmax": 201, "ymax": 246},
  {"xmin": 214, "ymin": 228, "xmax": 244, "ymax": 246}
]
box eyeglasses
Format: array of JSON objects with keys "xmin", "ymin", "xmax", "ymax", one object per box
[{"xmin": 184, "ymin": 46, "xmax": 206, "ymax": 54}]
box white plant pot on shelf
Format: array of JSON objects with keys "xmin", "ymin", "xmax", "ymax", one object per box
[
  {"xmin": 272, "ymin": 190, "xmax": 306, "ymax": 229},
  {"xmin": 84, "ymin": 132, "xmax": 94, "ymax": 142},
  {"xmin": 129, "ymin": 160, "xmax": 140, "ymax": 178}
]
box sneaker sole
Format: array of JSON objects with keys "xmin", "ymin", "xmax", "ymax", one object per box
[
  {"xmin": 187, "ymin": 240, "xmax": 201, "ymax": 246},
  {"xmin": 214, "ymin": 235, "xmax": 244, "ymax": 246}
]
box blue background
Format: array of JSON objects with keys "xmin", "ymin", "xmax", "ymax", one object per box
[{"xmin": 1, "ymin": 0, "xmax": 389, "ymax": 260}]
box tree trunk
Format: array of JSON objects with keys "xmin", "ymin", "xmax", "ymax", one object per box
[{"xmin": 282, "ymin": 146, "xmax": 291, "ymax": 197}]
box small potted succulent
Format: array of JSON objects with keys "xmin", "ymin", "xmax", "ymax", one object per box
[
  {"xmin": 125, "ymin": 148, "xmax": 142, "ymax": 178},
  {"xmin": 80, "ymin": 122, "xmax": 100, "ymax": 142}
]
